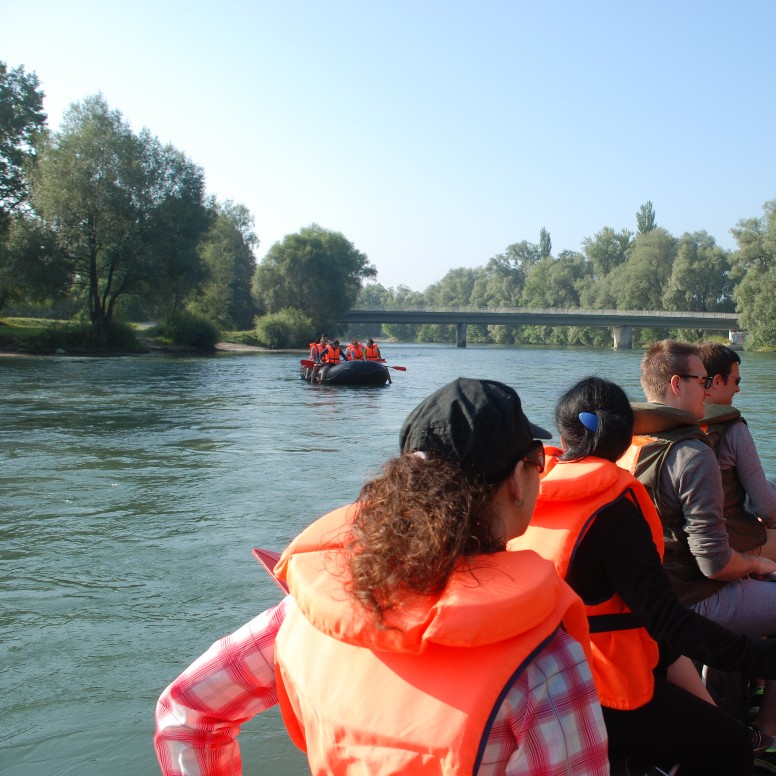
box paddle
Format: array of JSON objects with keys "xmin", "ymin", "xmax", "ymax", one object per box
[{"xmin": 379, "ymin": 360, "xmax": 407, "ymax": 371}]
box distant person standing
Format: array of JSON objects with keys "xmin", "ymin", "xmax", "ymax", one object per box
[{"xmin": 364, "ymin": 338, "xmax": 382, "ymax": 361}]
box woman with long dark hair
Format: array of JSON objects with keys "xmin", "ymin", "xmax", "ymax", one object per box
[{"xmin": 512, "ymin": 375, "xmax": 776, "ymax": 774}]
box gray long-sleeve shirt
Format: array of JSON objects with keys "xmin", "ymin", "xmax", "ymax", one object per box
[
  {"xmin": 660, "ymin": 438, "xmax": 732, "ymax": 578},
  {"xmin": 718, "ymin": 419, "xmax": 776, "ymax": 526}
]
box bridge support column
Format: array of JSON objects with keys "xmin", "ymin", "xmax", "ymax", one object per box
[
  {"xmin": 456, "ymin": 322, "xmax": 467, "ymax": 348},
  {"xmin": 612, "ymin": 325, "xmax": 633, "ymax": 350}
]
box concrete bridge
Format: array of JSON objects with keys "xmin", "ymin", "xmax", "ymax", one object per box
[{"xmin": 340, "ymin": 306, "xmax": 743, "ymax": 349}]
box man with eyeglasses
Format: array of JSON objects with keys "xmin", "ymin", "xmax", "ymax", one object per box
[
  {"xmin": 699, "ymin": 342, "xmax": 776, "ymax": 561},
  {"xmin": 620, "ymin": 339, "xmax": 776, "ymax": 750}
]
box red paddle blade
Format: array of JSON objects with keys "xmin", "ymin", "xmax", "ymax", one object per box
[
  {"xmin": 389, "ymin": 365, "xmax": 407, "ymax": 371},
  {"xmin": 300, "ymin": 359, "xmax": 315, "ymax": 367},
  {"xmin": 252, "ymin": 548, "xmax": 289, "ymax": 593}
]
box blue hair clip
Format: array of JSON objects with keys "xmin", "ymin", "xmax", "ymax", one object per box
[{"xmin": 579, "ymin": 412, "xmax": 599, "ymax": 433}]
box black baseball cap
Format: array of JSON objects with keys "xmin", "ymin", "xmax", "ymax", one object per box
[{"xmin": 399, "ymin": 377, "xmax": 551, "ymax": 483}]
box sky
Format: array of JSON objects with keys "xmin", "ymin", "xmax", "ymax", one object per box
[{"xmin": 2, "ymin": 1, "xmax": 775, "ymax": 291}]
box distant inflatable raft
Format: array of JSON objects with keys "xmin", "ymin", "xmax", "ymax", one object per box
[{"xmin": 301, "ymin": 360, "xmax": 390, "ymax": 386}]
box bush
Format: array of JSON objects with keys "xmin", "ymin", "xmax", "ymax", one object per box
[
  {"xmin": 160, "ymin": 311, "xmax": 220, "ymax": 351},
  {"xmin": 0, "ymin": 319, "xmax": 142, "ymax": 353},
  {"xmin": 254, "ymin": 308, "xmax": 313, "ymax": 349}
]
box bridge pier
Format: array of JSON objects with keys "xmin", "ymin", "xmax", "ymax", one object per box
[
  {"xmin": 456, "ymin": 322, "xmax": 467, "ymax": 348},
  {"xmin": 612, "ymin": 325, "xmax": 633, "ymax": 350}
]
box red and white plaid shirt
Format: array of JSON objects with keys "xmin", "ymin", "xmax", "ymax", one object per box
[{"xmin": 155, "ymin": 596, "xmax": 609, "ymax": 775}]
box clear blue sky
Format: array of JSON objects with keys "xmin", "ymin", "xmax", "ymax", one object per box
[{"xmin": 3, "ymin": 0, "xmax": 775, "ymax": 291}]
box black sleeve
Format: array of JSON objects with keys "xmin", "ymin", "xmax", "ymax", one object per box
[{"xmin": 567, "ymin": 497, "xmax": 776, "ymax": 679}]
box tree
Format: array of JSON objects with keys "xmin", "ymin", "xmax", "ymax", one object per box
[
  {"xmin": 520, "ymin": 253, "xmax": 589, "ymax": 308},
  {"xmin": 582, "ymin": 227, "xmax": 633, "ymax": 277},
  {"xmin": 663, "ymin": 231, "xmax": 732, "ymax": 312},
  {"xmin": 252, "ymin": 224, "xmax": 376, "ymax": 335},
  {"xmin": 504, "ymin": 240, "xmax": 542, "ymax": 273},
  {"xmin": 30, "ymin": 95, "xmax": 210, "ymax": 344},
  {"xmin": 609, "ymin": 227, "xmax": 676, "ymax": 310},
  {"xmin": 636, "ymin": 201, "xmax": 657, "ymax": 235},
  {"xmin": 539, "ymin": 227, "xmax": 552, "ymax": 259},
  {"xmin": 0, "ymin": 61, "xmax": 47, "ymax": 220},
  {"xmin": 190, "ymin": 199, "xmax": 259, "ymax": 329},
  {"xmin": 731, "ymin": 200, "xmax": 776, "ymax": 347},
  {"xmin": 0, "ymin": 212, "xmax": 70, "ymax": 311},
  {"xmin": 424, "ymin": 267, "xmax": 479, "ymax": 306}
]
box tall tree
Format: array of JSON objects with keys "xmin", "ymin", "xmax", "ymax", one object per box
[
  {"xmin": 191, "ymin": 199, "xmax": 259, "ymax": 329},
  {"xmin": 0, "ymin": 61, "xmax": 47, "ymax": 221},
  {"xmin": 609, "ymin": 227, "xmax": 677, "ymax": 310},
  {"xmin": 636, "ymin": 201, "xmax": 657, "ymax": 234},
  {"xmin": 663, "ymin": 231, "xmax": 732, "ymax": 312},
  {"xmin": 539, "ymin": 227, "xmax": 552, "ymax": 259},
  {"xmin": 252, "ymin": 224, "xmax": 376, "ymax": 334},
  {"xmin": 504, "ymin": 240, "xmax": 542, "ymax": 273},
  {"xmin": 582, "ymin": 227, "xmax": 633, "ymax": 277},
  {"xmin": 30, "ymin": 95, "xmax": 209, "ymax": 344},
  {"xmin": 424, "ymin": 266, "xmax": 479, "ymax": 306},
  {"xmin": 731, "ymin": 200, "xmax": 776, "ymax": 348}
]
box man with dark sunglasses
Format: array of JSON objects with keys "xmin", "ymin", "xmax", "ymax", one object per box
[
  {"xmin": 699, "ymin": 342, "xmax": 776, "ymax": 561},
  {"xmin": 620, "ymin": 339, "xmax": 776, "ymax": 751}
]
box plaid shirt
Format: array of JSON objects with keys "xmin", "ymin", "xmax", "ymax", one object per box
[{"xmin": 155, "ymin": 596, "xmax": 609, "ymax": 775}]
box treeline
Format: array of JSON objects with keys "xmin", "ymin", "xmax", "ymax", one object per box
[
  {"xmin": 3, "ymin": 60, "xmax": 776, "ymax": 351},
  {"xmin": 0, "ymin": 62, "xmax": 374, "ymax": 351},
  {"xmin": 357, "ymin": 202, "xmax": 776, "ymax": 349}
]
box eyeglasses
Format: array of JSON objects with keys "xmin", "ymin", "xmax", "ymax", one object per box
[
  {"xmin": 520, "ymin": 439, "xmax": 545, "ymax": 473},
  {"xmin": 677, "ymin": 374, "xmax": 713, "ymax": 390}
]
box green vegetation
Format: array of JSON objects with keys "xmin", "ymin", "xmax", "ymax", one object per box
[{"xmin": 2, "ymin": 58, "xmax": 776, "ymax": 352}]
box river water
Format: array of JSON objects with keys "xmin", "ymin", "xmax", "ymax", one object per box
[{"xmin": 2, "ymin": 344, "xmax": 776, "ymax": 776}]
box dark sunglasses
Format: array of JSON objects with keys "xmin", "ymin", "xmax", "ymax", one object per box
[
  {"xmin": 677, "ymin": 374, "xmax": 713, "ymax": 390},
  {"xmin": 520, "ymin": 439, "xmax": 545, "ymax": 473}
]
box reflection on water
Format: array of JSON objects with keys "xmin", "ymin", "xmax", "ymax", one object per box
[{"xmin": 1, "ymin": 344, "xmax": 775, "ymax": 775}]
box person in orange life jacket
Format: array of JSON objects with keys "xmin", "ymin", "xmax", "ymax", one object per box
[
  {"xmin": 306, "ymin": 336, "xmax": 325, "ymax": 380},
  {"xmin": 620, "ymin": 339, "xmax": 776, "ymax": 745},
  {"xmin": 699, "ymin": 342, "xmax": 776, "ymax": 561},
  {"xmin": 155, "ymin": 378, "xmax": 610, "ymax": 776},
  {"xmin": 511, "ymin": 375, "xmax": 776, "ymax": 773},
  {"xmin": 345, "ymin": 339, "xmax": 364, "ymax": 361},
  {"xmin": 318, "ymin": 339, "xmax": 342, "ymax": 382},
  {"xmin": 364, "ymin": 338, "xmax": 382, "ymax": 361}
]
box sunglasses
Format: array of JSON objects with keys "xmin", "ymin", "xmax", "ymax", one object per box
[
  {"xmin": 520, "ymin": 439, "xmax": 545, "ymax": 473},
  {"xmin": 677, "ymin": 374, "xmax": 713, "ymax": 390}
]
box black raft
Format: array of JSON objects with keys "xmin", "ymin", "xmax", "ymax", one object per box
[{"xmin": 301, "ymin": 361, "xmax": 390, "ymax": 386}]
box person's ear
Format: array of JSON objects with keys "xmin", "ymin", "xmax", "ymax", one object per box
[{"xmin": 669, "ymin": 374, "xmax": 683, "ymax": 397}]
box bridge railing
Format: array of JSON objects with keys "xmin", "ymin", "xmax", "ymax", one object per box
[{"xmin": 349, "ymin": 304, "xmax": 739, "ymax": 319}]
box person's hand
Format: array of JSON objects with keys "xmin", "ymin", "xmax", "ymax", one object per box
[{"xmin": 750, "ymin": 556, "xmax": 776, "ymax": 580}]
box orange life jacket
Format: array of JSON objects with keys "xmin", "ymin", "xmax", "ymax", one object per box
[
  {"xmin": 365, "ymin": 344, "xmax": 380, "ymax": 361},
  {"xmin": 347, "ymin": 343, "xmax": 364, "ymax": 359},
  {"xmin": 510, "ymin": 451, "xmax": 664, "ymax": 710},
  {"xmin": 273, "ymin": 505, "xmax": 592, "ymax": 775},
  {"xmin": 309, "ymin": 342, "xmax": 324, "ymax": 360},
  {"xmin": 322, "ymin": 346, "xmax": 341, "ymax": 364}
]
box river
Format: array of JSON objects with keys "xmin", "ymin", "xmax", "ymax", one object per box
[{"xmin": 2, "ymin": 343, "xmax": 776, "ymax": 775}]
